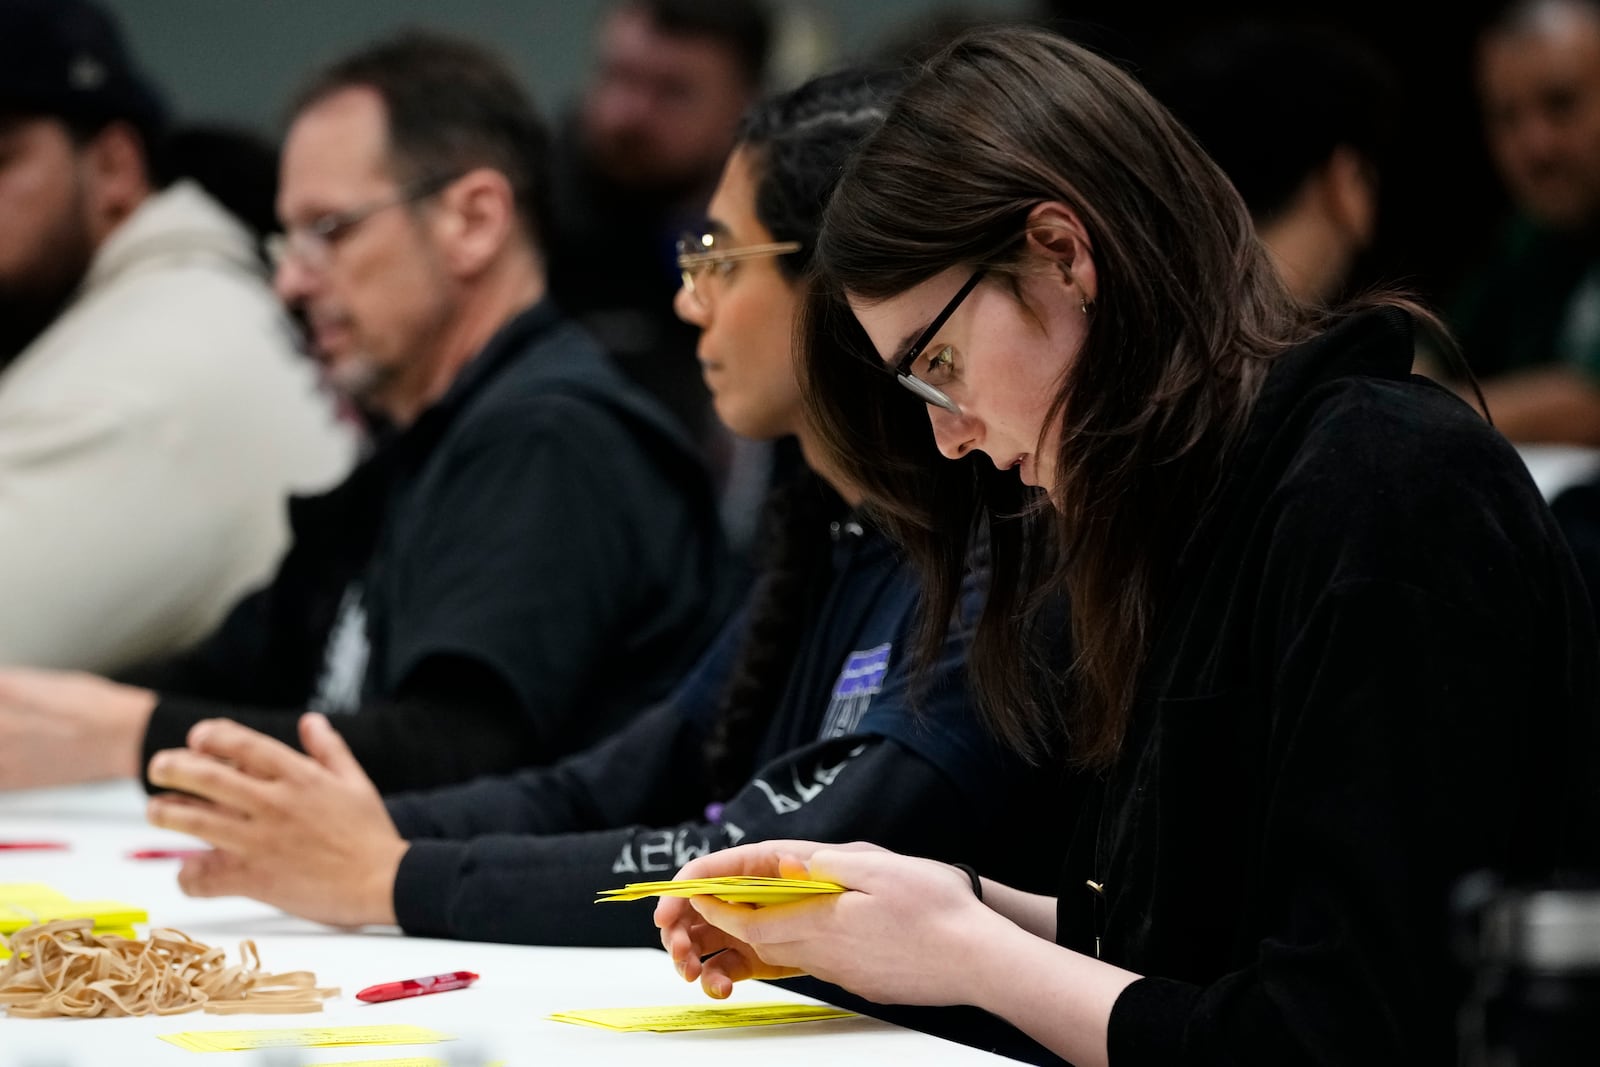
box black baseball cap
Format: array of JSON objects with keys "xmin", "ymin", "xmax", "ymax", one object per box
[{"xmin": 0, "ymin": 0, "xmax": 167, "ymax": 135}]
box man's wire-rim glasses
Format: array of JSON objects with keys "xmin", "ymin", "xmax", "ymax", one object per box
[{"xmin": 266, "ymin": 173, "xmax": 459, "ymax": 273}]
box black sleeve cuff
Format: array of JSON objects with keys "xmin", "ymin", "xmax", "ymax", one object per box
[
  {"xmin": 141, "ymin": 695, "xmax": 203, "ymax": 781},
  {"xmin": 1108, "ymin": 976, "xmax": 1201, "ymax": 1066},
  {"xmin": 392, "ymin": 838, "xmax": 471, "ymax": 939},
  {"xmin": 384, "ymin": 793, "xmax": 429, "ymax": 840},
  {"xmin": 139, "ymin": 696, "xmax": 301, "ymax": 793}
]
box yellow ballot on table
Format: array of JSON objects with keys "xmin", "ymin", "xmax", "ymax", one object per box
[
  {"xmin": 0, "ymin": 883, "xmax": 147, "ymax": 959},
  {"xmin": 159, "ymin": 1024, "xmax": 452, "ymax": 1053},
  {"xmin": 549, "ymin": 1001, "xmax": 857, "ymax": 1032},
  {"xmin": 596, "ymin": 875, "xmax": 846, "ymax": 906}
]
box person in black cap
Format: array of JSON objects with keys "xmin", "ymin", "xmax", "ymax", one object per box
[{"xmin": 0, "ymin": 0, "xmax": 354, "ymax": 673}]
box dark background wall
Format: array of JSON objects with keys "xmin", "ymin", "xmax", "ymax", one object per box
[
  {"xmin": 103, "ymin": 0, "xmax": 1507, "ymax": 305},
  {"xmin": 1047, "ymin": 0, "xmax": 1512, "ymax": 306},
  {"xmin": 100, "ymin": 0, "xmax": 1030, "ymax": 129}
]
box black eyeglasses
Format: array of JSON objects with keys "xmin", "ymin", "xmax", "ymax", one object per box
[{"xmin": 890, "ymin": 268, "xmax": 986, "ymax": 415}]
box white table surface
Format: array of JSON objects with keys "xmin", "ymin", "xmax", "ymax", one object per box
[{"xmin": 0, "ymin": 782, "xmax": 1015, "ymax": 1066}]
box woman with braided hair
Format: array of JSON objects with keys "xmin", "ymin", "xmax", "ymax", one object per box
[{"xmin": 143, "ymin": 68, "xmax": 1051, "ymax": 958}]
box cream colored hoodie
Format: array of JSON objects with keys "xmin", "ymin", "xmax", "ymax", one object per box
[{"xmin": 0, "ymin": 181, "xmax": 355, "ymax": 672}]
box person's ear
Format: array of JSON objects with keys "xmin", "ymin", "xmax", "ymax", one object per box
[
  {"xmin": 1323, "ymin": 145, "xmax": 1378, "ymax": 250},
  {"xmin": 1023, "ymin": 201, "xmax": 1097, "ymax": 305},
  {"xmin": 79, "ymin": 122, "xmax": 150, "ymax": 242},
  {"xmin": 432, "ymin": 167, "xmax": 518, "ymax": 276}
]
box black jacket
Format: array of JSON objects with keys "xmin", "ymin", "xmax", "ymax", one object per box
[
  {"xmin": 133, "ymin": 301, "xmax": 729, "ymax": 792},
  {"xmin": 1057, "ymin": 309, "xmax": 1600, "ymax": 1065}
]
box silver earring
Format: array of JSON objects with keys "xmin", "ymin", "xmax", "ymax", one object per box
[{"xmin": 1062, "ymin": 266, "xmax": 1092, "ymax": 316}]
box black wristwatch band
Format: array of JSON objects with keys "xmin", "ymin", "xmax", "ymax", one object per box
[{"xmin": 952, "ymin": 862, "xmax": 984, "ymax": 902}]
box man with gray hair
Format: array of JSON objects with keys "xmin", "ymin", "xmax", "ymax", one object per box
[{"xmin": 0, "ymin": 29, "xmax": 729, "ymax": 795}]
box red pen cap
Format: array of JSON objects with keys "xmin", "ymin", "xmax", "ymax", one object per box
[{"xmin": 356, "ymin": 970, "xmax": 479, "ymax": 1003}]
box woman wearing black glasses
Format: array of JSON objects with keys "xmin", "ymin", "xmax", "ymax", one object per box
[{"xmin": 658, "ymin": 27, "xmax": 1600, "ymax": 1066}]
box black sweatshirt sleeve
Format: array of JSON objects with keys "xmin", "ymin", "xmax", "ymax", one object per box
[
  {"xmin": 384, "ymin": 699, "xmax": 702, "ymax": 841},
  {"xmin": 382, "ymin": 597, "xmax": 757, "ymax": 840},
  {"xmin": 389, "ymin": 732, "xmax": 980, "ymax": 946},
  {"xmin": 138, "ymin": 384, "xmax": 723, "ymax": 794},
  {"xmin": 139, "ymin": 654, "xmax": 535, "ymax": 794},
  {"xmin": 382, "ymin": 610, "xmax": 752, "ymax": 839},
  {"xmin": 118, "ymin": 585, "xmax": 279, "ymax": 697}
]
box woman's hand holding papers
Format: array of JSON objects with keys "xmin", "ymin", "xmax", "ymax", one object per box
[
  {"xmin": 146, "ymin": 713, "xmax": 406, "ymax": 928},
  {"xmin": 655, "ymin": 840, "xmax": 827, "ymax": 994},
  {"xmin": 656, "ymin": 840, "xmax": 1004, "ymax": 1007}
]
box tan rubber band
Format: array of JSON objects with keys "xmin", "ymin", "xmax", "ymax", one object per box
[{"xmin": 0, "ymin": 919, "xmax": 337, "ymax": 1018}]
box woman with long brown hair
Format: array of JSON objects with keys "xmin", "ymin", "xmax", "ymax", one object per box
[{"xmin": 657, "ymin": 27, "xmax": 1600, "ymax": 1065}]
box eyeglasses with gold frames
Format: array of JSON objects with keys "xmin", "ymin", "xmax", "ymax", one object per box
[{"xmin": 675, "ymin": 230, "xmax": 802, "ymax": 313}]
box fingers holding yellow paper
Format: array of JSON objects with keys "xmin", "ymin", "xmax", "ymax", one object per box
[{"xmin": 595, "ymin": 874, "xmax": 845, "ymax": 906}]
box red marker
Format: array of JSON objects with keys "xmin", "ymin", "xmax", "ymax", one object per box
[
  {"xmin": 0, "ymin": 841, "xmax": 68, "ymax": 851},
  {"xmin": 127, "ymin": 848, "xmax": 209, "ymax": 860},
  {"xmin": 356, "ymin": 971, "xmax": 479, "ymax": 1003}
]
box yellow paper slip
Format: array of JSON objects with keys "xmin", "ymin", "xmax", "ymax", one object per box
[
  {"xmin": 596, "ymin": 875, "xmax": 846, "ymax": 905},
  {"xmin": 159, "ymin": 1024, "xmax": 452, "ymax": 1053},
  {"xmin": 0, "ymin": 900, "xmax": 149, "ymax": 933},
  {"xmin": 549, "ymin": 1002, "xmax": 857, "ymax": 1032},
  {"xmin": 0, "ymin": 882, "xmax": 148, "ymax": 929},
  {"xmin": 0, "ymin": 884, "xmax": 69, "ymax": 903},
  {"xmin": 0, "ymin": 884, "xmax": 148, "ymax": 958}
]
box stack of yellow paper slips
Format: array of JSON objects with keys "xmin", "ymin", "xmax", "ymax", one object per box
[
  {"xmin": 158, "ymin": 1024, "xmax": 451, "ymax": 1053},
  {"xmin": 595, "ymin": 875, "xmax": 845, "ymax": 906},
  {"xmin": 0, "ymin": 884, "xmax": 146, "ymax": 958},
  {"xmin": 549, "ymin": 1002, "xmax": 856, "ymax": 1032}
]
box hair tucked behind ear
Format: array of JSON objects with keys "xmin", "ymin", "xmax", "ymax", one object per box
[
  {"xmin": 698, "ymin": 67, "xmax": 904, "ymax": 797},
  {"xmin": 800, "ymin": 27, "xmax": 1385, "ymax": 767}
]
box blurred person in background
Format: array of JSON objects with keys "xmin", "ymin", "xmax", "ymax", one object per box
[
  {"xmin": 0, "ymin": 0, "xmax": 354, "ymax": 674},
  {"xmin": 1453, "ymin": 0, "xmax": 1600, "ymax": 443},
  {"xmin": 0, "ymin": 30, "xmax": 729, "ymax": 796},
  {"xmin": 1149, "ymin": 21, "xmax": 1394, "ymax": 306},
  {"xmin": 547, "ymin": 0, "xmax": 773, "ymax": 538}
]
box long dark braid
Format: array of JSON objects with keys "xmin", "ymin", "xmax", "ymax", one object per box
[
  {"xmin": 700, "ymin": 68, "xmax": 904, "ymax": 800},
  {"xmin": 702, "ymin": 455, "xmax": 845, "ymax": 799}
]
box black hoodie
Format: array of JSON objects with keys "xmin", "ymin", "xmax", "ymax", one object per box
[{"xmin": 1065, "ymin": 308, "xmax": 1600, "ymax": 1065}]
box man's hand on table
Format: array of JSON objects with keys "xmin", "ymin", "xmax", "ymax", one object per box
[{"xmin": 147, "ymin": 712, "xmax": 407, "ymax": 928}]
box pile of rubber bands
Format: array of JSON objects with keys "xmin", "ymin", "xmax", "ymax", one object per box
[{"xmin": 0, "ymin": 919, "xmax": 337, "ymax": 1017}]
